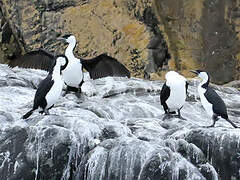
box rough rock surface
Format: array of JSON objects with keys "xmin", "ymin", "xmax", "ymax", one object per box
[
  {"xmin": 0, "ymin": 0, "xmax": 170, "ymax": 79},
  {"xmin": 154, "ymin": 0, "xmax": 240, "ymax": 83},
  {"xmin": 1, "ymin": 0, "xmax": 240, "ymax": 83},
  {"xmin": 0, "ymin": 64, "xmax": 240, "ymax": 180}
]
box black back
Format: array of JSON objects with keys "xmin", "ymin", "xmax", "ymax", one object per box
[
  {"xmin": 160, "ymin": 83, "xmax": 170, "ymax": 113},
  {"xmin": 81, "ymin": 54, "xmax": 130, "ymax": 79},
  {"xmin": 33, "ymin": 74, "xmax": 54, "ymax": 110},
  {"xmin": 204, "ymin": 87, "xmax": 228, "ymax": 119},
  {"xmin": 8, "ymin": 49, "xmax": 55, "ymax": 72}
]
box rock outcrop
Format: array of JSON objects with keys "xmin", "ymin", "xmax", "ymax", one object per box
[
  {"xmin": 0, "ymin": 64, "xmax": 240, "ymax": 179},
  {"xmin": 0, "ymin": 0, "xmax": 170, "ymax": 79},
  {"xmin": 1, "ymin": 0, "xmax": 240, "ymax": 83},
  {"xmin": 154, "ymin": 0, "xmax": 240, "ymax": 83}
]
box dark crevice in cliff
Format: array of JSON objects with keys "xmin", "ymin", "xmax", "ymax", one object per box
[
  {"xmin": 35, "ymin": 1, "xmax": 76, "ymax": 12},
  {"xmin": 126, "ymin": 2, "xmax": 171, "ymax": 78},
  {"xmin": 153, "ymin": 0, "xmax": 183, "ymax": 72},
  {"xmin": 0, "ymin": 5, "xmax": 22, "ymax": 63},
  {"xmin": 144, "ymin": 8, "xmax": 171, "ymax": 77}
]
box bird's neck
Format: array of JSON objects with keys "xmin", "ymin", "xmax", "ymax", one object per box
[
  {"xmin": 199, "ymin": 77, "xmax": 209, "ymax": 89},
  {"xmin": 65, "ymin": 40, "xmax": 76, "ymax": 60}
]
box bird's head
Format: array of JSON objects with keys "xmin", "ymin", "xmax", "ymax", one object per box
[
  {"xmin": 190, "ymin": 70, "xmax": 209, "ymax": 81},
  {"xmin": 55, "ymin": 55, "xmax": 68, "ymax": 71},
  {"xmin": 58, "ymin": 34, "xmax": 76, "ymax": 45}
]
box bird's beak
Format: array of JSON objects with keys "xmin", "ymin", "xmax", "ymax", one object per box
[
  {"xmin": 57, "ymin": 37, "xmax": 68, "ymax": 45},
  {"xmin": 57, "ymin": 37, "xmax": 65, "ymax": 41},
  {"xmin": 189, "ymin": 70, "xmax": 199, "ymax": 75}
]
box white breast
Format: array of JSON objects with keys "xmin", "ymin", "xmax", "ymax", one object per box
[
  {"xmin": 166, "ymin": 79, "xmax": 186, "ymax": 112},
  {"xmin": 198, "ymin": 86, "xmax": 213, "ymax": 117},
  {"xmin": 62, "ymin": 58, "xmax": 83, "ymax": 88},
  {"xmin": 45, "ymin": 76, "xmax": 64, "ymax": 109}
]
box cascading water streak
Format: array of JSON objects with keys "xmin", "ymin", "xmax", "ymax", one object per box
[{"xmin": 0, "ymin": 64, "xmax": 240, "ymax": 180}]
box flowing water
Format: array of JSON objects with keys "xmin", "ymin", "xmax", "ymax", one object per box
[{"xmin": 0, "ymin": 64, "xmax": 240, "ymax": 180}]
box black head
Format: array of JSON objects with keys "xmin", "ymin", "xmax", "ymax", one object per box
[
  {"xmin": 190, "ymin": 70, "xmax": 210, "ymax": 88},
  {"xmin": 57, "ymin": 34, "xmax": 76, "ymax": 46},
  {"xmin": 62, "ymin": 34, "xmax": 72, "ymax": 39},
  {"xmin": 57, "ymin": 34, "xmax": 72, "ymax": 42},
  {"xmin": 190, "ymin": 70, "xmax": 209, "ymax": 78}
]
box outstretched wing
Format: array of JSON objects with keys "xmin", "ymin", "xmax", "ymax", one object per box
[
  {"xmin": 8, "ymin": 49, "xmax": 56, "ymax": 72},
  {"xmin": 81, "ymin": 54, "xmax": 130, "ymax": 79}
]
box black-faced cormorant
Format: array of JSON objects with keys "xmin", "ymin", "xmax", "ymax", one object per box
[
  {"xmin": 190, "ymin": 70, "xmax": 238, "ymax": 128},
  {"xmin": 22, "ymin": 55, "xmax": 68, "ymax": 119}
]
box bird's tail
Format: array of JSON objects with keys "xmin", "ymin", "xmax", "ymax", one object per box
[
  {"xmin": 226, "ymin": 118, "xmax": 238, "ymax": 128},
  {"xmin": 22, "ymin": 109, "xmax": 35, "ymax": 119}
]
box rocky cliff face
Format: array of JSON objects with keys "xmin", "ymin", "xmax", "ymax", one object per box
[
  {"xmin": 154, "ymin": 0, "xmax": 240, "ymax": 84},
  {"xmin": 1, "ymin": 0, "xmax": 240, "ymax": 83},
  {"xmin": 0, "ymin": 0, "xmax": 170, "ymax": 79},
  {"xmin": 0, "ymin": 64, "xmax": 240, "ymax": 180}
]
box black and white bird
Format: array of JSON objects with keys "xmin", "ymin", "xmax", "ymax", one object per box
[
  {"xmin": 58, "ymin": 34, "xmax": 130, "ymax": 79},
  {"xmin": 160, "ymin": 71, "xmax": 188, "ymax": 119},
  {"xmin": 22, "ymin": 55, "xmax": 68, "ymax": 119},
  {"xmin": 8, "ymin": 34, "xmax": 130, "ymax": 95},
  {"xmin": 190, "ymin": 70, "xmax": 238, "ymax": 128},
  {"xmin": 57, "ymin": 35, "xmax": 84, "ymax": 96}
]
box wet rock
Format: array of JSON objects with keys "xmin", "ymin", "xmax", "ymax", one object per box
[
  {"xmin": 199, "ymin": 163, "xmax": 218, "ymax": 180},
  {"xmin": 182, "ymin": 129, "xmax": 240, "ymax": 180},
  {"xmin": 0, "ymin": 64, "xmax": 240, "ymax": 179},
  {"xmin": 225, "ymin": 80, "xmax": 240, "ymax": 89},
  {"xmin": 0, "ymin": 127, "xmax": 34, "ymax": 180}
]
